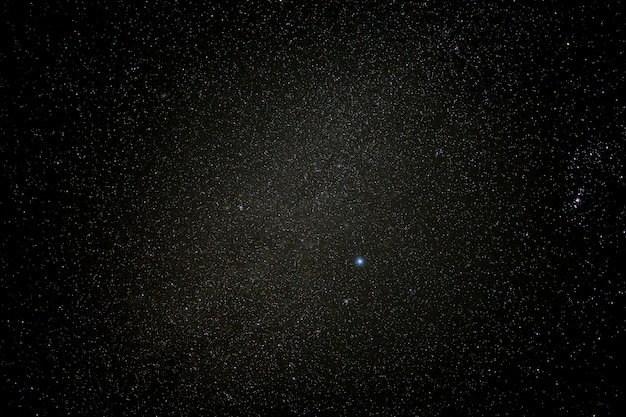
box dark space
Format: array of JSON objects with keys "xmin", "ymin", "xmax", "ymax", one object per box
[{"xmin": 1, "ymin": 1, "xmax": 625, "ymax": 415}]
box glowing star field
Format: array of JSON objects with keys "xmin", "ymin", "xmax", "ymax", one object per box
[{"xmin": 1, "ymin": 1, "xmax": 625, "ymax": 416}]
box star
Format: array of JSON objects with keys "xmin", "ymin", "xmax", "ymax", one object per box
[{"xmin": 355, "ymin": 256, "xmax": 365, "ymax": 267}]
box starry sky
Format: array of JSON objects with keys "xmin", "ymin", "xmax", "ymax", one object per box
[{"xmin": 2, "ymin": 1, "xmax": 625, "ymax": 416}]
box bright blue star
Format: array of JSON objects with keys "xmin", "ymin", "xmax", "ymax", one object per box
[{"xmin": 355, "ymin": 256, "xmax": 365, "ymax": 267}]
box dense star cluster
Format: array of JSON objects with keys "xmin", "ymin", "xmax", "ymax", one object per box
[{"xmin": 2, "ymin": 1, "xmax": 625, "ymax": 415}]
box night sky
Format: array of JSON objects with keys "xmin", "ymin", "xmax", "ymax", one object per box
[{"xmin": 2, "ymin": 1, "xmax": 625, "ymax": 416}]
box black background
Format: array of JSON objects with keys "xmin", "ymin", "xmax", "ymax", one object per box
[{"xmin": 2, "ymin": 1, "xmax": 625, "ymax": 415}]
